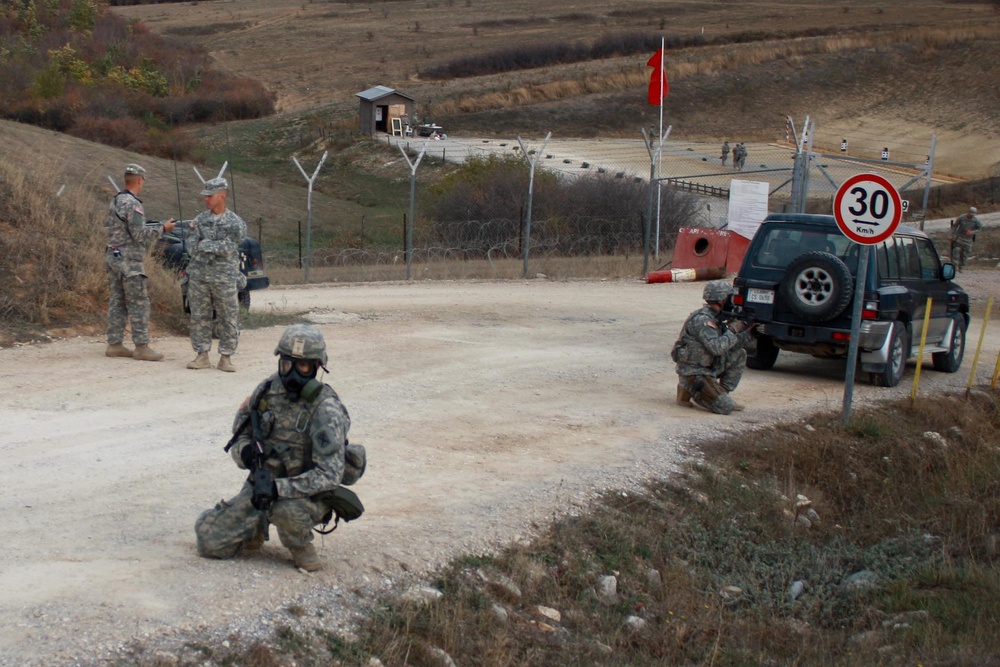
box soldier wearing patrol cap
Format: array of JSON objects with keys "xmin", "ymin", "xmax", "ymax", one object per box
[
  {"xmin": 104, "ymin": 163, "xmax": 176, "ymax": 361},
  {"xmin": 671, "ymin": 280, "xmax": 756, "ymax": 415},
  {"xmin": 183, "ymin": 176, "xmax": 247, "ymax": 372},
  {"xmin": 195, "ymin": 324, "xmax": 356, "ymax": 572}
]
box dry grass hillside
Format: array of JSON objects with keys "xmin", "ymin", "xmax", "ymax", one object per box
[
  {"xmin": 113, "ymin": 0, "xmax": 1000, "ymax": 179},
  {"xmin": 2, "ymin": 0, "xmax": 999, "ymax": 342}
]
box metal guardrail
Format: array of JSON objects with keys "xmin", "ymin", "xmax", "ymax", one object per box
[{"xmin": 663, "ymin": 177, "xmax": 729, "ymax": 198}]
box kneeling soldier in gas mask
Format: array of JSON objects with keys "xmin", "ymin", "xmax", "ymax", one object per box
[{"xmin": 195, "ymin": 324, "xmax": 365, "ymax": 571}]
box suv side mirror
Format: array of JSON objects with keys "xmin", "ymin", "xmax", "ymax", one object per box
[{"xmin": 941, "ymin": 263, "xmax": 956, "ymax": 280}]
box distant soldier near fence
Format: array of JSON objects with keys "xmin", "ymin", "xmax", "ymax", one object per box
[
  {"xmin": 733, "ymin": 143, "xmax": 747, "ymax": 171},
  {"xmin": 949, "ymin": 206, "xmax": 983, "ymax": 272},
  {"xmin": 720, "ymin": 141, "xmax": 730, "ymax": 166}
]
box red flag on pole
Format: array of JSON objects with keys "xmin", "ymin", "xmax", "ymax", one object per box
[{"xmin": 646, "ymin": 47, "xmax": 668, "ymax": 105}]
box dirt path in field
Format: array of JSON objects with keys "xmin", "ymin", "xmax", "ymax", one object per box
[{"xmin": 2, "ymin": 278, "xmax": 999, "ymax": 666}]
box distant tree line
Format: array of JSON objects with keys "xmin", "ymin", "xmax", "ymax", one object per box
[
  {"xmin": 0, "ymin": 0, "xmax": 274, "ymax": 159},
  {"xmin": 420, "ymin": 27, "xmax": 840, "ymax": 80}
]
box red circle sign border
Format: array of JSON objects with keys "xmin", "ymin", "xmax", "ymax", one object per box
[{"xmin": 833, "ymin": 173, "xmax": 903, "ymax": 245}]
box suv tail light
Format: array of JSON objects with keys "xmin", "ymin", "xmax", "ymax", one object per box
[{"xmin": 861, "ymin": 298, "xmax": 879, "ymax": 320}]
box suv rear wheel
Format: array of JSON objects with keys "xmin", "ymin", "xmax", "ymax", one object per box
[
  {"xmin": 931, "ymin": 314, "xmax": 966, "ymax": 373},
  {"xmin": 870, "ymin": 321, "xmax": 908, "ymax": 387},
  {"xmin": 779, "ymin": 251, "xmax": 853, "ymax": 323}
]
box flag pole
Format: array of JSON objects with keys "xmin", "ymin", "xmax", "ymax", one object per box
[{"xmin": 655, "ymin": 36, "xmax": 665, "ymax": 261}]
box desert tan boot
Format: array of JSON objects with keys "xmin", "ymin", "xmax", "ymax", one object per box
[
  {"xmin": 105, "ymin": 343, "xmax": 133, "ymax": 358},
  {"xmin": 132, "ymin": 344, "xmax": 164, "ymax": 362},
  {"xmin": 243, "ymin": 529, "xmax": 267, "ymax": 552},
  {"xmin": 217, "ymin": 355, "xmax": 236, "ymax": 373},
  {"xmin": 676, "ymin": 384, "xmax": 692, "ymax": 406},
  {"xmin": 290, "ymin": 543, "xmax": 323, "ymax": 572},
  {"xmin": 186, "ymin": 352, "xmax": 211, "ymax": 369}
]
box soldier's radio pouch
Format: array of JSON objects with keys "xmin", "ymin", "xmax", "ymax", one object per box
[{"xmin": 314, "ymin": 487, "xmax": 365, "ymax": 534}]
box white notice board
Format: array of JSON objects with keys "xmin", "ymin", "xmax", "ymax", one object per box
[{"xmin": 727, "ymin": 179, "xmax": 770, "ymax": 240}]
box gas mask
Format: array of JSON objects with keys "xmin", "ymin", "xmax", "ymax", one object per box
[{"xmin": 278, "ymin": 354, "xmax": 321, "ymax": 401}]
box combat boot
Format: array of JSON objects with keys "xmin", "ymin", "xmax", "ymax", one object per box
[
  {"xmin": 243, "ymin": 530, "xmax": 267, "ymax": 552},
  {"xmin": 290, "ymin": 543, "xmax": 323, "ymax": 572},
  {"xmin": 105, "ymin": 343, "xmax": 133, "ymax": 358},
  {"xmin": 676, "ymin": 384, "xmax": 692, "ymax": 407},
  {"xmin": 217, "ymin": 355, "xmax": 236, "ymax": 373},
  {"xmin": 132, "ymin": 344, "xmax": 164, "ymax": 362},
  {"xmin": 186, "ymin": 352, "xmax": 211, "ymax": 369}
]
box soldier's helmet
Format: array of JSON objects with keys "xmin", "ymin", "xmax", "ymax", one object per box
[
  {"xmin": 124, "ymin": 163, "xmax": 146, "ymax": 176},
  {"xmin": 274, "ymin": 324, "xmax": 328, "ymax": 366},
  {"xmin": 703, "ymin": 279, "xmax": 734, "ymax": 303}
]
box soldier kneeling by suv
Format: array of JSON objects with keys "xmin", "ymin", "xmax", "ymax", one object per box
[{"xmin": 672, "ymin": 280, "xmax": 756, "ymax": 415}]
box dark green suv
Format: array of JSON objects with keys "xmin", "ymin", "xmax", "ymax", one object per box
[{"xmin": 730, "ymin": 214, "xmax": 969, "ymax": 387}]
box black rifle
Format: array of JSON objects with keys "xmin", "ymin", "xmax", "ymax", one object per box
[
  {"xmin": 248, "ymin": 408, "xmax": 276, "ymax": 512},
  {"xmin": 224, "ymin": 381, "xmax": 276, "ymax": 520}
]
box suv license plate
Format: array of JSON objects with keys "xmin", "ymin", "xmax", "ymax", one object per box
[{"xmin": 747, "ymin": 288, "xmax": 774, "ymax": 304}]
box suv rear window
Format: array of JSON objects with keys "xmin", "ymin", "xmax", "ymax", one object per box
[{"xmin": 751, "ymin": 227, "xmax": 853, "ymax": 269}]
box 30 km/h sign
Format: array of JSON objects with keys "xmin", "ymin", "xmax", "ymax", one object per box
[{"xmin": 833, "ymin": 173, "xmax": 903, "ymax": 245}]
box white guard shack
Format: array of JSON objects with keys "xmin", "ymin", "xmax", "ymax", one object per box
[{"xmin": 356, "ymin": 85, "xmax": 415, "ymax": 137}]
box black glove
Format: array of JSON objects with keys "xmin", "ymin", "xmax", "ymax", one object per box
[
  {"xmin": 240, "ymin": 445, "xmax": 257, "ymax": 471},
  {"xmin": 251, "ymin": 471, "xmax": 278, "ymax": 511}
]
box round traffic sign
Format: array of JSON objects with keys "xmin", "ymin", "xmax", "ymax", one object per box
[{"xmin": 833, "ymin": 173, "xmax": 902, "ymax": 245}]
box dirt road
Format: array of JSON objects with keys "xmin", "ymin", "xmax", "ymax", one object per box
[{"xmin": 2, "ymin": 278, "xmax": 998, "ymax": 666}]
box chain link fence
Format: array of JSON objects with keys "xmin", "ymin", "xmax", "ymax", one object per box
[{"xmin": 264, "ymin": 124, "xmax": 946, "ymax": 281}]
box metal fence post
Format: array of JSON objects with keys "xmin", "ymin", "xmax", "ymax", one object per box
[{"xmin": 517, "ymin": 132, "xmax": 551, "ymax": 278}]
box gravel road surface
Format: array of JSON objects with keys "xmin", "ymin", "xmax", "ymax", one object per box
[{"xmin": 2, "ymin": 277, "xmax": 998, "ymax": 665}]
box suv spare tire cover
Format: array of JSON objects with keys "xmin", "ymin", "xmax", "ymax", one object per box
[{"xmin": 779, "ymin": 251, "xmax": 854, "ymax": 323}]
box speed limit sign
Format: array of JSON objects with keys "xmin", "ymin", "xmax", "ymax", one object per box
[{"xmin": 833, "ymin": 173, "xmax": 902, "ymax": 245}]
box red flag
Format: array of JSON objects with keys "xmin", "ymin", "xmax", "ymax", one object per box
[{"xmin": 646, "ymin": 47, "xmax": 668, "ymax": 105}]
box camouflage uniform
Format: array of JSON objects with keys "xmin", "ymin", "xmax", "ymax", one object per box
[
  {"xmin": 195, "ymin": 374, "xmax": 351, "ymax": 560},
  {"xmin": 674, "ymin": 305, "xmax": 752, "ymax": 415},
  {"xmin": 721, "ymin": 141, "xmax": 730, "ymax": 166},
  {"xmin": 185, "ymin": 206, "xmax": 246, "ymax": 356},
  {"xmin": 734, "ymin": 143, "xmax": 747, "ymax": 171},
  {"xmin": 949, "ymin": 209, "xmax": 982, "ymax": 270},
  {"xmin": 105, "ymin": 183, "xmax": 168, "ymax": 346}
]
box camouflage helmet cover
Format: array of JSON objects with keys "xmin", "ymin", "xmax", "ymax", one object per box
[
  {"xmin": 703, "ymin": 279, "xmax": 734, "ymax": 303},
  {"xmin": 275, "ymin": 324, "xmax": 328, "ymax": 366},
  {"xmin": 124, "ymin": 163, "xmax": 146, "ymax": 176}
]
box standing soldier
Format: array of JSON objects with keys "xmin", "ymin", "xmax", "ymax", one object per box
[
  {"xmin": 105, "ymin": 163, "xmax": 176, "ymax": 361},
  {"xmin": 949, "ymin": 206, "xmax": 983, "ymax": 271},
  {"xmin": 184, "ymin": 177, "xmax": 246, "ymax": 372},
  {"xmin": 721, "ymin": 141, "xmax": 730, "ymax": 166},
  {"xmin": 736, "ymin": 142, "xmax": 748, "ymax": 170},
  {"xmin": 671, "ymin": 280, "xmax": 755, "ymax": 415}
]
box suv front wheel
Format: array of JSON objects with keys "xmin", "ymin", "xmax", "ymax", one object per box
[
  {"xmin": 780, "ymin": 251, "xmax": 854, "ymax": 323},
  {"xmin": 870, "ymin": 321, "xmax": 909, "ymax": 387}
]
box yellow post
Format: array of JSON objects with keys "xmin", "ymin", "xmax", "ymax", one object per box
[
  {"xmin": 967, "ymin": 296, "xmax": 993, "ymax": 394},
  {"xmin": 911, "ymin": 297, "xmax": 933, "ymax": 401},
  {"xmin": 992, "ymin": 349, "xmax": 1000, "ymax": 389}
]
